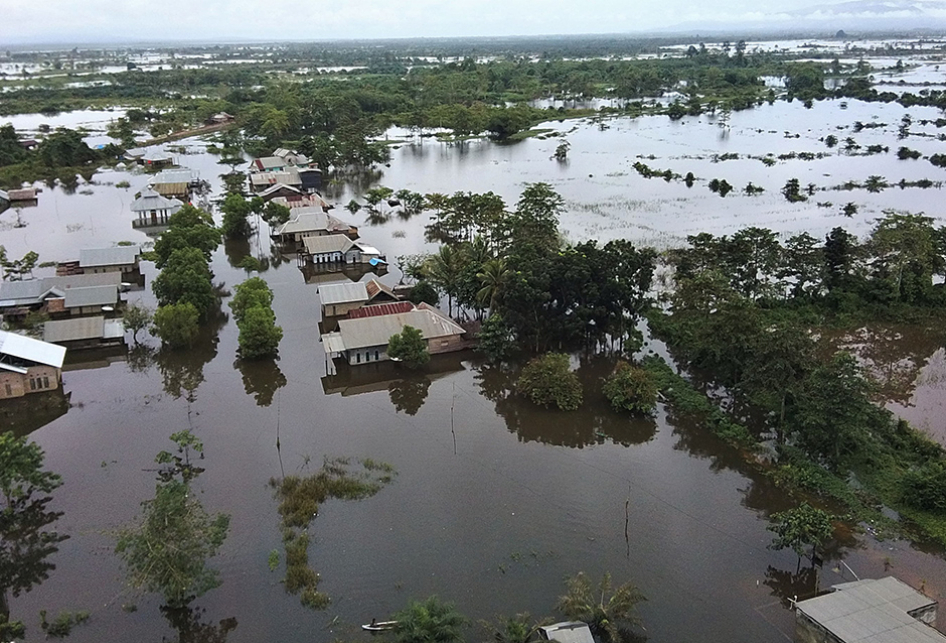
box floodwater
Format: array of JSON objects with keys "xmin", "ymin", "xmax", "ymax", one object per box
[{"xmin": 3, "ymin": 93, "xmax": 946, "ymax": 643}]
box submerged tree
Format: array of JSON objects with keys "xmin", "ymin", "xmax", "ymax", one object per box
[
  {"xmin": 516, "ymin": 353, "xmax": 583, "ymax": 411},
  {"xmin": 0, "ymin": 432, "xmax": 66, "ymax": 640},
  {"xmin": 767, "ymin": 503, "xmax": 833, "ymax": 568},
  {"xmin": 391, "ymin": 596, "xmax": 468, "ymax": 643},
  {"xmin": 556, "ymin": 572, "xmax": 646, "ymax": 642},
  {"xmin": 115, "ymin": 431, "xmax": 230, "ymax": 608},
  {"xmin": 387, "ymin": 325, "xmax": 430, "ymax": 369}
]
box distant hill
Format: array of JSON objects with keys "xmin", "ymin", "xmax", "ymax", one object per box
[{"xmin": 663, "ymin": 0, "xmax": 946, "ymax": 35}]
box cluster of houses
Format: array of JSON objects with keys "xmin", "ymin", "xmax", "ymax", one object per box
[
  {"xmin": 317, "ymin": 279, "xmax": 469, "ymax": 367},
  {"xmin": 0, "ymin": 245, "xmax": 143, "ymax": 398},
  {"xmin": 249, "ymin": 148, "xmax": 322, "ymax": 197}
]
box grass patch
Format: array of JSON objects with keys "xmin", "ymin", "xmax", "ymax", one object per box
[
  {"xmin": 506, "ymin": 128, "xmax": 554, "ymax": 141},
  {"xmin": 269, "ymin": 457, "xmax": 396, "ymax": 609}
]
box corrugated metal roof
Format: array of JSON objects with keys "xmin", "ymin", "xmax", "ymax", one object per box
[
  {"xmin": 365, "ymin": 279, "xmax": 396, "ymax": 300},
  {"xmin": 0, "ymin": 189, "xmax": 9, "ymax": 202},
  {"xmin": 249, "ymin": 168, "xmax": 301, "ymax": 187},
  {"xmin": 254, "ymin": 157, "xmax": 285, "ymax": 170},
  {"xmin": 63, "ymin": 285, "xmax": 118, "ymax": 308},
  {"xmin": 0, "ymin": 280, "xmax": 47, "ymax": 306},
  {"xmin": 796, "ymin": 577, "xmax": 945, "ymax": 643},
  {"xmin": 43, "ymin": 316, "xmax": 106, "ymax": 343},
  {"xmin": 319, "ymin": 282, "xmax": 368, "ymax": 306},
  {"xmin": 46, "ymin": 272, "xmax": 123, "ymax": 289},
  {"xmin": 303, "ymin": 235, "xmax": 354, "ymax": 255},
  {"xmin": 151, "ymin": 168, "xmax": 198, "ymax": 185},
  {"xmin": 330, "ymin": 309, "xmax": 465, "ymax": 350},
  {"xmin": 278, "ymin": 210, "xmax": 329, "ymax": 235},
  {"xmin": 0, "ymin": 330, "xmax": 67, "ymax": 368},
  {"xmin": 79, "ymin": 246, "xmax": 140, "ymax": 267},
  {"xmin": 347, "ymin": 301, "xmax": 414, "ymax": 319},
  {"xmin": 130, "ymin": 188, "xmax": 183, "ymax": 213},
  {"xmin": 152, "ymin": 182, "xmax": 188, "ymax": 197},
  {"xmin": 538, "ymin": 623, "xmax": 595, "ymax": 643},
  {"xmin": 322, "ymin": 331, "xmax": 346, "ymax": 354},
  {"xmin": 260, "ymin": 183, "xmax": 302, "ymax": 198},
  {"xmin": 103, "ymin": 319, "xmax": 124, "ymax": 339},
  {"xmin": 355, "ymin": 242, "xmax": 381, "ymax": 256},
  {"xmin": 1, "ymin": 273, "xmax": 122, "ymax": 307}
]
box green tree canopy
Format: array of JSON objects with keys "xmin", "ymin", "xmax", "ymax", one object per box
[
  {"xmin": 152, "ymin": 302, "xmax": 200, "ymax": 349},
  {"xmin": 516, "ymin": 353, "xmax": 582, "ymax": 411},
  {"xmin": 556, "ymin": 572, "xmax": 646, "ymax": 642},
  {"xmin": 387, "ymin": 325, "xmax": 430, "ymax": 369},
  {"xmin": 390, "ymin": 596, "xmax": 467, "ymax": 643}
]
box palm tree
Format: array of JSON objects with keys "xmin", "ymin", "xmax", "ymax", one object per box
[
  {"xmin": 423, "ymin": 246, "xmax": 462, "ymax": 318},
  {"xmin": 556, "ymin": 572, "xmax": 646, "ymax": 643},
  {"xmin": 477, "ymin": 258, "xmax": 511, "ymax": 314},
  {"xmin": 481, "ymin": 613, "xmax": 544, "ymax": 643},
  {"xmin": 392, "ymin": 596, "xmax": 467, "ymax": 643}
]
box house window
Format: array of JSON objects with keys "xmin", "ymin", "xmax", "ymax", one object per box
[
  {"xmin": 4, "ymin": 383, "xmax": 11, "ymax": 396},
  {"xmin": 29, "ymin": 378, "xmax": 36, "ymax": 391},
  {"xmin": 375, "ymin": 351, "xmax": 380, "ymax": 361},
  {"xmin": 356, "ymin": 352, "xmax": 361, "ymax": 363},
  {"xmin": 43, "ymin": 376, "xmax": 50, "ymax": 389}
]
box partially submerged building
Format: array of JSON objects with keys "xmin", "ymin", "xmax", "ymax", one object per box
[
  {"xmin": 149, "ymin": 168, "xmax": 201, "ymax": 200},
  {"xmin": 320, "ymin": 304, "xmax": 467, "ymax": 366},
  {"xmin": 0, "ymin": 330, "xmax": 67, "ymax": 399},
  {"xmin": 317, "ymin": 279, "xmax": 400, "ymax": 317},
  {"xmin": 300, "ymin": 235, "xmax": 383, "ymax": 266},
  {"xmin": 795, "ymin": 577, "xmax": 944, "ymax": 643},
  {"xmin": 538, "ymin": 623, "xmax": 595, "ymax": 643},
  {"xmin": 273, "ymin": 207, "xmax": 359, "ymax": 247},
  {"xmin": 130, "ymin": 188, "xmax": 183, "ymax": 228},
  {"xmin": 43, "ymin": 316, "xmax": 124, "ymax": 349},
  {"xmin": 0, "ymin": 273, "xmax": 122, "ymax": 320},
  {"xmin": 58, "ymin": 246, "xmax": 141, "ymax": 281}
]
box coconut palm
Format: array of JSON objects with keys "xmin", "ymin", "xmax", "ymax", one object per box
[
  {"xmin": 476, "ymin": 258, "xmax": 512, "ymax": 314},
  {"xmin": 392, "ymin": 596, "xmax": 467, "ymax": 643},
  {"xmin": 423, "ymin": 245, "xmax": 463, "ymax": 318},
  {"xmin": 556, "ymin": 572, "xmax": 646, "ymax": 643},
  {"xmin": 481, "ymin": 613, "xmax": 545, "ymax": 643}
]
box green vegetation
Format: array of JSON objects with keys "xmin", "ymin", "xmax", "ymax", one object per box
[
  {"xmin": 0, "ymin": 247, "xmax": 40, "ymax": 282},
  {"xmin": 122, "ymin": 303, "xmax": 153, "ymax": 345},
  {"xmin": 651, "ymin": 211, "xmax": 946, "ymax": 544},
  {"xmin": 516, "ymin": 353, "xmax": 583, "ymax": 411},
  {"xmin": 230, "ymin": 277, "xmax": 282, "ymax": 360},
  {"xmin": 602, "ymin": 362, "xmax": 658, "ymax": 415},
  {"xmin": 767, "ymin": 503, "xmax": 834, "ymax": 564},
  {"xmin": 115, "ymin": 431, "xmax": 230, "ymax": 608},
  {"xmin": 269, "ymin": 457, "xmax": 395, "ymax": 610},
  {"xmin": 387, "ymin": 325, "xmax": 430, "ymax": 369},
  {"xmin": 152, "ymin": 302, "xmax": 200, "ymax": 348},
  {"xmin": 556, "ymin": 572, "xmax": 646, "ymax": 642},
  {"xmin": 39, "ymin": 610, "xmax": 90, "ymax": 639},
  {"xmin": 0, "ymin": 124, "xmax": 122, "ymax": 188},
  {"xmin": 0, "ymin": 432, "xmax": 65, "ymax": 640},
  {"xmin": 390, "ymin": 596, "xmax": 468, "ymax": 643}
]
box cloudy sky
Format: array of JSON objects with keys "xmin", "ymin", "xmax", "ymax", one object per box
[{"xmin": 1, "ymin": 0, "xmax": 942, "ymax": 45}]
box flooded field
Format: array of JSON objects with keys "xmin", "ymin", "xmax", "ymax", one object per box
[{"xmin": 3, "ymin": 91, "xmax": 946, "ymax": 642}]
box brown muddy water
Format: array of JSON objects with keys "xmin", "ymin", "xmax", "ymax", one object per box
[{"xmin": 3, "ymin": 97, "xmax": 946, "ymax": 643}]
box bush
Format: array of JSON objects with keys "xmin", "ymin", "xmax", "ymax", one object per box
[
  {"xmin": 152, "ymin": 302, "xmax": 200, "ymax": 348},
  {"xmin": 238, "ymin": 305, "xmax": 283, "ymax": 360},
  {"xmin": 387, "ymin": 325, "xmax": 429, "ymax": 369},
  {"xmin": 901, "ymin": 461, "xmax": 946, "ymax": 512},
  {"xmin": 516, "ymin": 353, "xmax": 582, "ymax": 411},
  {"xmin": 407, "ymin": 280, "xmax": 440, "ymax": 307},
  {"xmin": 476, "ymin": 314, "xmax": 514, "ymax": 361},
  {"xmin": 603, "ymin": 362, "xmax": 658, "ymax": 414}
]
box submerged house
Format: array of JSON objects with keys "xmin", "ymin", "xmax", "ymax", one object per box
[
  {"xmin": 57, "ymin": 246, "xmax": 142, "ymax": 280},
  {"xmin": 320, "ymin": 304, "xmax": 467, "ymax": 366},
  {"xmin": 274, "ymin": 207, "xmax": 359, "ymax": 246},
  {"xmin": 794, "ymin": 577, "xmax": 944, "ymax": 643},
  {"xmin": 43, "ymin": 316, "xmax": 124, "ymax": 349},
  {"xmin": 149, "ymin": 168, "xmax": 200, "ymax": 200},
  {"xmin": 0, "ymin": 330, "xmax": 67, "ymax": 399},
  {"xmin": 140, "ymin": 149, "xmax": 175, "ymax": 168},
  {"xmin": 317, "ymin": 279, "xmax": 400, "ymax": 317},
  {"xmin": 249, "ymin": 167, "xmax": 302, "ymax": 193},
  {"xmin": 0, "ymin": 273, "xmax": 122, "ymax": 320},
  {"xmin": 300, "ymin": 235, "xmax": 382, "ymax": 266},
  {"xmin": 130, "ymin": 188, "xmax": 183, "ymax": 228},
  {"xmin": 272, "ymin": 148, "xmax": 310, "ymax": 166}
]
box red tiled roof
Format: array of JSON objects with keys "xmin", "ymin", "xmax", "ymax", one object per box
[{"xmin": 346, "ymin": 301, "xmax": 415, "ymax": 319}]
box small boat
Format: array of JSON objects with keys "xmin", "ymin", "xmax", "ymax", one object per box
[{"xmin": 362, "ymin": 620, "xmax": 398, "ymax": 632}]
